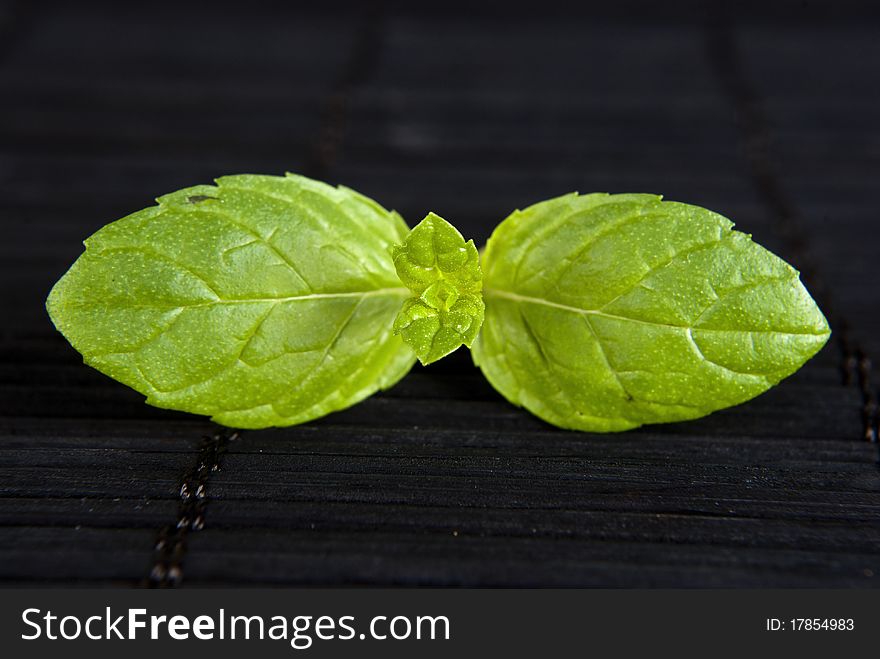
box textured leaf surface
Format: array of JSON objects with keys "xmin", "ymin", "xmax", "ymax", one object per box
[
  {"xmin": 46, "ymin": 173, "xmax": 416, "ymax": 429},
  {"xmin": 472, "ymin": 193, "xmax": 831, "ymax": 432},
  {"xmin": 391, "ymin": 212, "xmax": 484, "ymax": 365}
]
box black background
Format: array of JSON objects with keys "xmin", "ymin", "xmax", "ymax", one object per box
[{"xmin": 0, "ymin": 0, "xmax": 878, "ymax": 587}]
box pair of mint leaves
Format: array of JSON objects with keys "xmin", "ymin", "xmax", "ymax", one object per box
[{"xmin": 46, "ymin": 173, "xmax": 830, "ymax": 432}]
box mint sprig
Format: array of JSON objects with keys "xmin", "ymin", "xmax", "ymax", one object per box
[{"xmin": 47, "ymin": 175, "xmax": 830, "ymax": 432}]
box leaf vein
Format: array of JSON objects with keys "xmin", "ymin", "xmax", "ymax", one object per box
[
  {"xmin": 63, "ymin": 288, "xmax": 409, "ymax": 312},
  {"xmin": 598, "ymin": 231, "xmax": 727, "ymax": 311},
  {"xmin": 98, "ymin": 246, "xmax": 222, "ymax": 300},
  {"xmin": 235, "ymin": 305, "xmax": 277, "ymax": 368},
  {"xmin": 582, "ymin": 314, "xmax": 631, "ymax": 399},
  {"xmin": 484, "ymin": 288, "xmax": 827, "ymax": 337},
  {"xmin": 219, "ymin": 183, "xmax": 392, "ymax": 282},
  {"xmin": 549, "ymin": 210, "xmax": 653, "ymax": 289},
  {"xmin": 685, "ymin": 327, "xmax": 769, "ymax": 381},
  {"xmin": 691, "ymin": 274, "xmax": 796, "ymax": 326},
  {"xmin": 175, "ymin": 204, "xmax": 314, "ymax": 292}
]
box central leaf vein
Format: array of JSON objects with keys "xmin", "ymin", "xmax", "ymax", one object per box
[{"xmin": 484, "ymin": 288, "xmax": 825, "ymax": 336}]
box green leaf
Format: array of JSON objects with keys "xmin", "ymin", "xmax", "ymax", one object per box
[
  {"xmin": 46, "ymin": 173, "xmax": 416, "ymax": 429},
  {"xmin": 472, "ymin": 192, "xmax": 831, "ymax": 432},
  {"xmin": 390, "ymin": 212, "xmax": 484, "ymax": 365}
]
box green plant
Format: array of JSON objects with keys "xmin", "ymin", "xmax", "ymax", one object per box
[{"xmin": 46, "ymin": 173, "xmax": 830, "ymax": 432}]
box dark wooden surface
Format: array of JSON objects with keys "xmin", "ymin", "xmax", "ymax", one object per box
[{"xmin": 0, "ymin": 1, "xmax": 878, "ymax": 587}]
